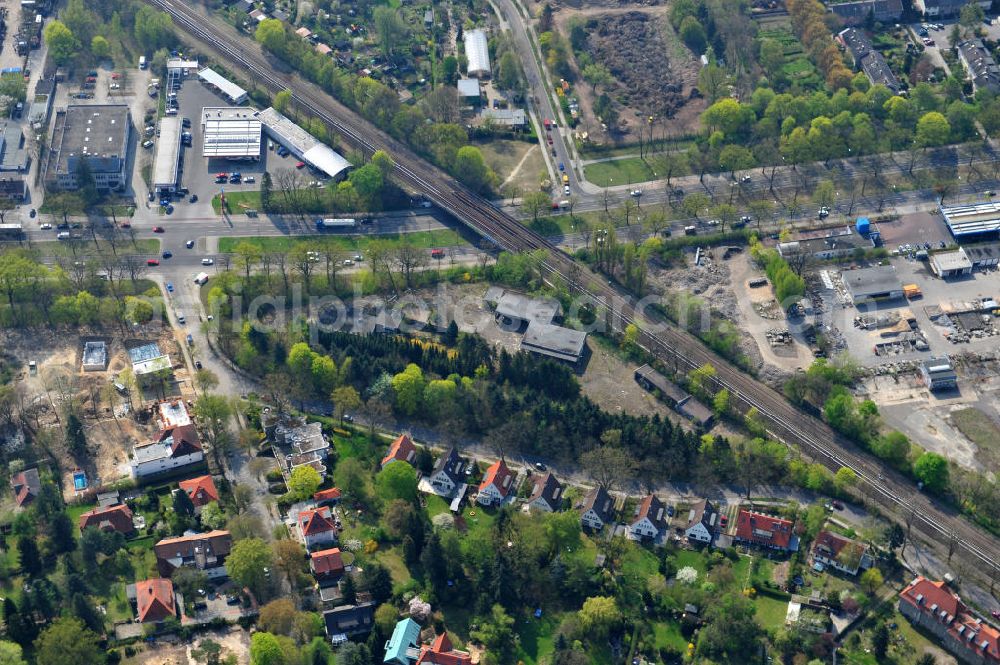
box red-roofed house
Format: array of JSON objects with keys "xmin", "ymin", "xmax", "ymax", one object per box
[
  {"xmin": 381, "ymin": 434, "xmax": 417, "ymax": 469},
  {"xmin": 310, "ymin": 547, "xmax": 345, "ymax": 586},
  {"xmin": 79, "ymin": 503, "xmax": 135, "ymax": 536},
  {"xmin": 416, "ymin": 632, "xmax": 473, "ymax": 665},
  {"xmin": 10, "ymin": 468, "xmax": 40, "ymax": 507},
  {"xmin": 477, "ymin": 459, "xmax": 514, "ymax": 506},
  {"xmin": 734, "ymin": 509, "xmax": 796, "ymax": 551},
  {"xmin": 298, "ymin": 506, "xmax": 338, "ymax": 549},
  {"xmin": 127, "ymin": 578, "xmax": 177, "ymax": 623},
  {"xmin": 811, "ymin": 530, "xmax": 868, "ymax": 576},
  {"xmin": 154, "ymin": 530, "xmax": 232, "ymax": 579},
  {"xmin": 899, "ymin": 576, "xmax": 1000, "ymax": 664},
  {"xmin": 314, "ymin": 487, "xmax": 342, "ymax": 507},
  {"xmin": 628, "ymin": 494, "xmax": 668, "ymax": 541},
  {"xmin": 177, "ymin": 475, "xmax": 218, "ymax": 512}
]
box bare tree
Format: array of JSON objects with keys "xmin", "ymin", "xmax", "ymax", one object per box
[
  {"xmin": 319, "ymin": 245, "xmax": 345, "ymax": 290},
  {"xmin": 120, "ymin": 254, "xmax": 149, "ymax": 285},
  {"xmin": 421, "ymin": 86, "xmax": 460, "ymax": 123},
  {"xmin": 273, "ymin": 251, "xmax": 289, "ymax": 295},
  {"xmin": 394, "ymin": 241, "xmax": 428, "ymax": 289},
  {"xmin": 289, "ymin": 244, "xmax": 317, "ymax": 295}
]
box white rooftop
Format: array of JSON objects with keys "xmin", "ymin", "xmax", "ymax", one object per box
[
  {"xmin": 255, "ymin": 107, "xmax": 351, "ymax": 179},
  {"xmin": 198, "ymin": 68, "xmax": 248, "ymax": 104},
  {"xmin": 153, "ymin": 116, "xmax": 181, "ymax": 188},
  {"xmin": 201, "ymin": 107, "xmax": 262, "ymax": 158},
  {"xmin": 158, "ymin": 400, "xmax": 191, "ymax": 428}
]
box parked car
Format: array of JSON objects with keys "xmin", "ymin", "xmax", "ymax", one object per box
[
  {"xmin": 162, "ymin": 251, "xmax": 173, "ymax": 259},
  {"xmin": 201, "ymin": 258, "xmax": 214, "ymax": 265},
  {"xmin": 295, "ymin": 161, "xmax": 306, "ymax": 169},
  {"xmin": 243, "ymin": 176, "xmax": 255, "ymax": 183},
  {"xmin": 186, "ymin": 240, "xmax": 195, "ymax": 248},
  {"xmin": 39, "ymin": 223, "xmax": 51, "ymax": 229},
  {"xmin": 195, "ymin": 360, "xmax": 203, "ymax": 370},
  {"xmin": 189, "ymin": 194, "xmax": 198, "ymax": 203},
  {"xmin": 28, "ymin": 209, "xmax": 36, "ymax": 218},
  {"xmin": 152, "ymin": 226, "xmax": 165, "ymax": 233},
  {"xmin": 146, "ymin": 259, "xmax": 160, "ymax": 266},
  {"xmin": 166, "ymin": 282, "xmax": 173, "ymax": 292}
]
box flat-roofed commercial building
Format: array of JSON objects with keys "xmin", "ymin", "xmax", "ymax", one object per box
[
  {"xmin": 254, "ymin": 107, "xmax": 351, "ymax": 180},
  {"xmin": 929, "ymin": 248, "xmax": 973, "ymax": 278},
  {"xmin": 941, "ymin": 201, "xmax": 1000, "ymax": 238},
  {"xmin": 842, "ymin": 266, "xmax": 905, "ymax": 305},
  {"xmin": 197, "ymin": 68, "xmax": 248, "ymax": 105},
  {"xmin": 153, "ymin": 116, "xmax": 182, "ymax": 193},
  {"xmin": 44, "ymin": 105, "xmax": 131, "ymax": 192},
  {"xmin": 521, "ymin": 321, "xmax": 587, "ymax": 365},
  {"xmin": 201, "ymin": 107, "xmax": 262, "ymax": 160}
]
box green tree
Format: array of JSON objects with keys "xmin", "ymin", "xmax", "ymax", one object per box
[
  {"xmin": 712, "ymin": 388, "xmax": 730, "ymax": 416},
  {"xmin": 915, "ymin": 111, "xmax": 951, "ymax": 147},
  {"xmin": 201, "ymin": 502, "xmax": 226, "ymax": 530},
  {"xmin": 872, "ymin": 431, "xmax": 911, "ymax": 467},
  {"xmin": 860, "ymin": 567, "xmax": 883, "ymax": 594},
  {"xmin": 33, "ymin": 618, "xmax": 105, "ymax": 665},
  {"xmin": 348, "ymin": 163, "xmax": 384, "ymax": 208},
  {"xmin": 581, "ymin": 63, "xmax": 612, "ymax": 91},
  {"xmin": 227, "ymin": 538, "xmax": 274, "ymax": 599},
  {"xmin": 960, "ymin": 2, "xmax": 985, "ymax": 36},
  {"xmin": 173, "ymin": 485, "xmax": 196, "ymax": 518},
  {"xmin": 913, "ymin": 452, "xmax": 949, "ymax": 493},
  {"xmin": 193, "ymin": 394, "xmax": 233, "ymax": 467},
  {"xmin": 17, "ymin": 537, "xmax": 41, "ymax": 577},
  {"xmin": 250, "ymin": 632, "xmax": 286, "ymax": 665},
  {"xmin": 0, "ymin": 642, "xmax": 24, "ymax": 665},
  {"xmin": 871, "ymin": 621, "xmax": 890, "ymax": 659},
  {"xmin": 391, "ymin": 364, "xmax": 425, "ymax": 415},
  {"xmin": 65, "ymin": 412, "xmax": 87, "ymax": 455},
  {"xmin": 471, "ymin": 605, "xmax": 518, "ymax": 664},
  {"xmin": 43, "ymin": 21, "xmax": 81, "ymax": 65},
  {"xmin": 90, "ymin": 36, "xmax": 110, "ymax": 59},
  {"xmin": 331, "ymin": 385, "xmax": 361, "ymax": 425},
  {"xmin": 373, "ymin": 7, "xmax": 408, "ymax": 56},
  {"xmin": 371, "ymin": 150, "xmax": 395, "ymax": 179},
  {"xmin": 759, "ymin": 38, "xmax": 785, "ymax": 76},
  {"xmin": 288, "ymin": 466, "xmax": 322, "ymax": 501},
  {"xmin": 452, "ymin": 146, "xmax": 494, "ymax": 193},
  {"xmin": 577, "ymin": 596, "xmax": 621, "ymax": 640},
  {"xmin": 255, "ymin": 19, "xmax": 286, "ymax": 53},
  {"xmin": 273, "ymin": 89, "xmax": 292, "ymax": 115},
  {"xmin": 679, "ymin": 16, "xmax": 707, "ymax": 53},
  {"xmin": 376, "ymin": 461, "xmax": 418, "ymax": 503},
  {"xmin": 497, "ymin": 51, "xmax": 523, "ymax": 91},
  {"xmin": 696, "ymin": 594, "xmax": 762, "ymax": 660},
  {"xmin": 718, "ymin": 145, "xmax": 755, "ymax": 178},
  {"xmin": 362, "ymin": 562, "xmax": 393, "ymax": 605},
  {"xmin": 522, "ymin": 191, "xmax": 552, "ymax": 223}
]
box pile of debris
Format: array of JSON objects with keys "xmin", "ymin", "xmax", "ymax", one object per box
[
  {"xmin": 766, "ymin": 329, "xmax": 792, "ymax": 346},
  {"xmin": 754, "ymin": 299, "xmax": 783, "ymax": 320}
]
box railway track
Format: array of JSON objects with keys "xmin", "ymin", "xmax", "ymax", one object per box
[{"xmin": 152, "ymin": 0, "xmax": 1000, "ymax": 583}]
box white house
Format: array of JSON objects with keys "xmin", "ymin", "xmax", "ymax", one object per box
[
  {"xmin": 629, "ymin": 494, "xmax": 668, "ymax": 541},
  {"xmin": 579, "ymin": 485, "xmax": 614, "ymax": 531},
  {"xmin": 684, "ymin": 498, "xmax": 716, "ymax": 544},
  {"xmin": 154, "ymin": 530, "xmax": 232, "ymax": 579},
  {"xmin": 477, "ymin": 459, "xmax": 514, "ymax": 506},
  {"xmin": 130, "ymin": 425, "xmax": 204, "ymax": 479},
  {"xmin": 425, "ymin": 447, "xmax": 465, "ymax": 496},
  {"xmin": 526, "ymin": 472, "xmax": 563, "ymax": 513},
  {"xmin": 298, "ymin": 506, "xmax": 338, "ymax": 549}
]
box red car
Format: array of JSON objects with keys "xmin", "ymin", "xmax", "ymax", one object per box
[
  {"xmin": 146, "ymin": 259, "xmax": 160, "ymax": 266},
  {"xmin": 111, "ymin": 72, "xmax": 121, "ymax": 79},
  {"xmin": 720, "ymin": 515, "xmax": 728, "ymax": 528},
  {"xmin": 216, "ymin": 172, "xmax": 228, "ymax": 178},
  {"xmin": 152, "ymin": 226, "xmax": 164, "ymax": 233},
  {"xmin": 295, "ymin": 161, "xmax": 306, "ymax": 169},
  {"xmin": 430, "ymin": 248, "xmax": 445, "ymax": 259}
]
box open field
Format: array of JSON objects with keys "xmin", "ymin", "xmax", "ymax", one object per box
[
  {"xmin": 217, "ymin": 229, "xmax": 468, "ymax": 254},
  {"xmin": 950, "ymin": 407, "xmax": 1000, "ymax": 472},
  {"xmin": 33, "ymin": 238, "xmax": 159, "ymax": 257},
  {"xmin": 584, "ymin": 157, "xmax": 658, "ymax": 187},
  {"xmin": 478, "ymin": 139, "xmax": 546, "ymax": 194}
]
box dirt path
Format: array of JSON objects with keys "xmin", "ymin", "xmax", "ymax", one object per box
[
  {"xmin": 499, "ymin": 143, "xmax": 541, "ymax": 189},
  {"xmin": 728, "ymin": 254, "xmax": 813, "ymax": 372}
]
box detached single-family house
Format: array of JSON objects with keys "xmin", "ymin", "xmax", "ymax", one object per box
[
  {"xmin": 298, "ymin": 506, "xmax": 338, "ymax": 549},
  {"xmin": 579, "ymin": 485, "xmax": 614, "ymax": 531},
  {"xmin": 812, "ymin": 530, "xmax": 868, "ymax": 576},
  {"xmin": 734, "ymin": 509, "xmax": 797, "ymax": 552},
  {"xmin": 323, "ymin": 601, "xmax": 375, "ymax": 640},
  {"xmin": 177, "ymin": 475, "xmax": 218, "ymax": 512},
  {"xmin": 629, "ymin": 494, "xmax": 668, "ymax": 541},
  {"xmin": 127, "ymin": 578, "xmax": 177, "ymax": 624},
  {"xmin": 154, "ymin": 530, "xmax": 232, "ymax": 578},
  {"xmin": 426, "ymin": 447, "xmax": 466, "ymax": 495},
  {"xmin": 526, "ymin": 472, "xmax": 564, "ymax": 513},
  {"xmin": 381, "ymin": 434, "xmax": 417, "ymax": 468},
  {"xmin": 10, "ymin": 468, "xmax": 40, "ymax": 507},
  {"xmin": 477, "ymin": 458, "xmax": 514, "ymax": 506},
  {"xmin": 310, "ymin": 547, "xmax": 345, "ymax": 586},
  {"xmin": 417, "ymin": 632, "xmax": 473, "ymax": 665},
  {"xmin": 78, "ymin": 504, "xmax": 135, "ymax": 536},
  {"xmin": 131, "ymin": 425, "xmax": 204, "ymax": 479},
  {"xmin": 684, "ymin": 498, "xmax": 716, "ymax": 544},
  {"xmin": 313, "ymin": 487, "xmax": 342, "ymax": 507}
]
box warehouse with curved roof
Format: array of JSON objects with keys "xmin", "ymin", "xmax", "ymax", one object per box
[{"xmin": 464, "ymin": 29, "xmax": 491, "ymax": 78}]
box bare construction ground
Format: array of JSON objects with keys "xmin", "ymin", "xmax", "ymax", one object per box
[{"xmin": 124, "ymin": 627, "xmax": 249, "ymax": 664}]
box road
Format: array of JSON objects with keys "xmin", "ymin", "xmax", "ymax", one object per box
[{"xmin": 144, "ymin": 0, "xmax": 1000, "ymax": 588}]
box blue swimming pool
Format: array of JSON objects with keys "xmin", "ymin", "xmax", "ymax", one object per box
[{"xmin": 73, "ymin": 471, "xmax": 87, "ymax": 491}]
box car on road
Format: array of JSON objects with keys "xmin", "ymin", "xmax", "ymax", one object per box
[
  {"xmin": 353, "ymin": 253, "xmax": 363, "ymax": 261},
  {"xmin": 832, "ymin": 500, "xmax": 844, "ymax": 510},
  {"xmin": 28, "ymin": 208, "xmax": 35, "ymax": 218},
  {"xmin": 195, "ymin": 360, "xmax": 203, "ymax": 369},
  {"xmin": 189, "ymin": 194, "xmax": 198, "ymax": 203},
  {"xmin": 546, "ymin": 136, "xmax": 553, "ymax": 145},
  {"xmin": 296, "ymin": 161, "xmax": 306, "ymax": 169},
  {"xmin": 146, "ymin": 259, "xmax": 159, "ymax": 266},
  {"xmin": 166, "ymin": 282, "xmax": 173, "ymax": 292},
  {"xmin": 343, "ymin": 259, "xmax": 354, "ymax": 266},
  {"xmin": 201, "ymin": 258, "xmax": 214, "ymax": 265},
  {"xmin": 40, "ymin": 223, "xmax": 51, "ymax": 229},
  {"xmin": 563, "ymin": 184, "xmax": 570, "ymax": 195},
  {"xmin": 216, "ymin": 172, "xmax": 227, "ymax": 178},
  {"xmin": 162, "ymin": 251, "xmax": 173, "ymax": 259},
  {"xmin": 121, "ymin": 222, "xmax": 131, "ymax": 228},
  {"xmin": 818, "ymin": 206, "xmax": 830, "ymax": 218},
  {"xmin": 142, "ymin": 140, "xmax": 154, "ymax": 149},
  {"xmin": 430, "ymin": 248, "xmax": 445, "ymax": 259},
  {"xmin": 558, "ymin": 162, "xmax": 564, "ymax": 171},
  {"xmin": 630, "ymin": 189, "xmax": 642, "ymax": 197},
  {"xmin": 182, "ymin": 117, "xmax": 191, "ymax": 127},
  {"xmin": 244, "ymin": 176, "xmax": 255, "ymax": 183},
  {"xmin": 152, "ymin": 226, "xmax": 165, "ymax": 233},
  {"xmin": 57, "ymin": 223, "xmax": 70, "ymax": 230},
  {"xmin": 186, "ymin": 240, "xmax": 195, "ymax": 248}
]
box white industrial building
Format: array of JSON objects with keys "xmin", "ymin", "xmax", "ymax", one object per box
[
  {"xmin": 152, "ymin": 116, "xmax": 182, "ymax": 193},
  {"xmin": 464, "ymin": 29, "xmax": 491, "ymax": 78},
  {"xmin": 197, "ymin": 68, "xmax": 248, "ymax": 105},
  {"xmin": 253, "ymin": 107, "xmax": 352, "ymax": 180},
  {"xmin": 201, "ymin": 107, "xmax": 261, "ymax": 160},
  {"xmin": 166, "ymin": 58, "xmax": 199, "ymax": 75}
]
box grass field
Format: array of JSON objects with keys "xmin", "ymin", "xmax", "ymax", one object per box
[
  {"xmin": 34, "ymin": 238, "xmax": 159, "ymax": 257},
  {"xmin": 754, "ymin": 592, "xmax": 790, "ymax": 629},
  {"xmin": 211, "ymin": 191, "xmax": 262, "ymax": 214},
  {"xmin": 478, "ymin": 139, "xmax": 546, "ymax": 194},
  {"xmin": 217, "ymin": 229, "xmax": 468, "ymax": 254},
  {"xmin": 951, "ymin": 407, "xmax": 1000, "ymax": 472},
  {"xmin": 584, "ymin": 158, "xmax": 658, "ymax": 187},
  {"xmin": 653, "ymin": 621, "xmax": 688, "ymax": 651}
]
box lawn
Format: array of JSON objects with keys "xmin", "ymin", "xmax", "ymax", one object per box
[
  {"xmin": 514, "ymin": 613, "xmax": 559, "ymax": 665},
  {"xmin": 584, "ymin": 158, "xmax": 658, "ymax": 188},
  {"xmin": 211, "ymin": 191, "xmax": 262, "ymax": 215},
  {"xmin": 34, "ymin": 238, "xmax": 159, "ymax": 258},
  {"xmin": 373, "ymin": 546, "xmax": 412, "ymax": 592},
  {"xmin": 425, "ymin": 494, "xmax": 451, "ymax": 519},
  {"xmin": 653, "ymin": 620, "xmax": 688, "ymax": 651},
  {"xmin": 951, "ymin": 407, "xmax": 1000, "ymax": 472},
  {"xmin": 477, "ymin": 139, "xmax": 546, "ymax": 195},
  {"xmin": 754, "ymin": 592, "xmax": 790, "ymax": 630},
  {"xmin": 217, "ymin": 229, "xmax": 468, "ymax": 254},
  {"xmin": 673, "ymin": 549, "xmax": 707, "ymax": 576},
  {"xmin": 331, "ymin": 428, "xmax": 380, "ymax": 464}
]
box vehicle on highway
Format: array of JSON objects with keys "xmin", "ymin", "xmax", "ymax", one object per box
[
  {"xmin": 630, "ymin": 189, "xmax": 642, "ymax": 197},
  {"xmin": 201, "ymin": 258, "xmax": 214, "ymax": 265},
  {"xmin": 152, "ymin": 226, "xmax": 165, "ymax": 233},
  {"xmin": 162, "ymin": 251, "xmax": 173, "ymax": 259},
  {"xmin": 147, "ymin": 259, "xmax": 160, "ymax": 266},
  {"xmin": 296, "ymin": 161, "xmax": 306, "ymax": 169},
  {"xmin": 353, "ymin": 253, "xmax": 363, "ymax": 261},
  {"xmin": 543, "ymin": 118, "xmax": 551, "ymax": 130},
  {"xmin": 431, "ymin": 248, "xmax": 445, "ymax": 259},
  {"xmin": 244, "ymin": 176, "xmax": 255, "ymax": 183},
  {"xmin": 186, "ymin": 240, "xmax": 195, "ymax": 248},
  {"xmin": 166, "ymin": 282, "xmax": 174, "ymax": 292},
  {"xmin": 189, "ymin": 194, "xmax": 198, "ymax": 203},
  {"xmin": 562, "ymin": 174, "xmax": 570, "ymax": 185},
  {"xmin": 28, "ymin": 208, "xmax": 35, "ymax": 218},
  {"xmin": 558, "ymin": 162, "xmax": 564, "ymax": 171},
  {"xmin": 57, "ymin": 231, "xmax": 70, "ymax": 239},
  {"xmin": 563, "ymin": 184, "xmax": 570, "ymax": 195},
  {"xmin": 316, "ymin": 218, "xmax": 356, "ymax": 230},
  {"xmin": 40, "ymin": 223, "xmax": 51, "ymax": 229}
]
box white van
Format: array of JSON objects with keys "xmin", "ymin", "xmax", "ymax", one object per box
[
  {"xmin": 175, "ymin": 310, "xmax": 185, "ymax": 324},
  {"xmin": 139, "ymin": 55, "xmax": 147, "ymax": 69},
  {"xmin": 193, "ymin": 272, "xmax": 209, "ymax": 285},
  {"xmin": 56, "ymin": 231, "xmax": 70, "ymax": 239}
]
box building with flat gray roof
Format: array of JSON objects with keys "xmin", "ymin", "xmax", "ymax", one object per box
[
  {"xmin": 153, "ymin": 116, "xmax": 181, "ymax": 193},
  {"xmin": 919, "ymin": 357, "xmax": 957, "ymax": 391},
  {"xmin": 197, "ymin": 68, "xmax": 248, "ymax": 104},
  {"xmin": 842, "ymin": 266, "xmax": 904, "ymax": 304},
  {"xmin": 941, "ymin": 201, "xmax": 1000, "ymax": 238},
  {"xmin": 201, "ymin": 107, "xmax": 261, "ymax": 160},
  {"xmin": 521, "ymin": 322, "xmax": 587, "ymax": 365},
  {"xmin": 929, "ymin": 248, "xmax": 973, "ymax": 278},
  {"xmin": 961, "ymin": 242, "xmax": 1000, "ymax": 269},
  {"xmin": 492, "ymin": 290, "xmax": 561, "ymax": 330},
  {"xmin": 0, "ymin": 123, "xmax": 28, "ymax": 172},
  {"xmin": 44, "ymin": 105, "xmax": 131, "ymax": 192}
]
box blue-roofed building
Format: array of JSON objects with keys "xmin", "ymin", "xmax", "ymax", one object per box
[{"xmin": 384, "ymin": 618, "xmax": 421, "ymax": 665}]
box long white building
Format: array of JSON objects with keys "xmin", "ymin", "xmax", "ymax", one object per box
[
  {"xmin": 464, "ymin": 29, "xmax": 491, "ymax": 78},
  {"xmin": 253, "ymin": 107, "xmax": 352, "ymax": 180},
  {"xmin": 153, "ymin": 116, "xmax": 182, "ymax": 193},
  {"xmin": 201, "ymin": 107, "xmax": 261, "ymax": 160}
]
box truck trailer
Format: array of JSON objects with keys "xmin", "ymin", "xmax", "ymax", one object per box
[{"xmin": 315, "ymin": 218, "xmax": 356, "ymax": 230}]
